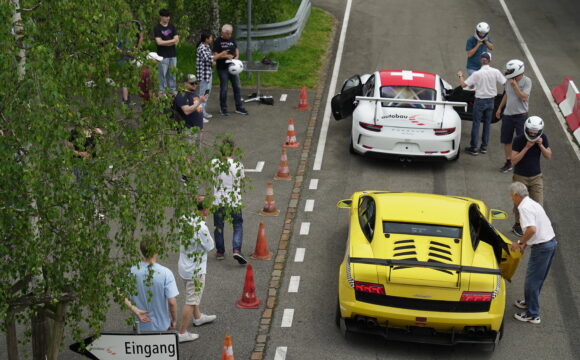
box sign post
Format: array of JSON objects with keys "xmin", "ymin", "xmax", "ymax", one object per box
[{"xmin": 70, "ymin": 332, "xmax": 179, "ymax": 360}]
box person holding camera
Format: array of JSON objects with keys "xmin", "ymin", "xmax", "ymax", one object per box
[
  {"xmin": 510, "ymin": 116, "xmax": 552, "ymax": 237},
  {"xmin": 174, "ymin": 75, "xmax": 208, "ymax": 147}
]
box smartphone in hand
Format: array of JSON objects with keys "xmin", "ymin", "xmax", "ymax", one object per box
[{"xmin": 204, "ymin": 89, "xmax": 210, "ymax": 96}]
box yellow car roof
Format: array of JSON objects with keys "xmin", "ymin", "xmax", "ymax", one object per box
[{"xmin": 374, "ymin": 192, "xmax": 468, "ymax": 227}]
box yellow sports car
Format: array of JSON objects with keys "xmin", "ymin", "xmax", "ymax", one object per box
[{"xmin": 336, "ymin": 191, "xmax": 520, "ymax": 346}]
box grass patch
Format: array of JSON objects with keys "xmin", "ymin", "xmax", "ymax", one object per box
[{"xmin": 174, "ymin": 7, "xmax": 334, "ymax": 90}]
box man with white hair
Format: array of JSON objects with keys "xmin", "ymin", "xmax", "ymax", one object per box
[
  {"xmin": 508, "ymin": 181, "xmax": 557, "ymax": 325},
  {"xmin": 213, "ymin": 24, "xmax": 248, "ymax": 116}
]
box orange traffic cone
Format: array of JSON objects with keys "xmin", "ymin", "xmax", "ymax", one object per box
[
  {"xmin": 236, "ymin": 264, "xmax": 261, "ymax": 309},
  {"xmin": 297, "ymin": 85, "xmax": 309, "ymax": 110},
  {"xmin": 259, "ymin": 181, "xmax": 280, "ymax": 216},
  {"xmin": 251, "ymin": 222, "xmax": 273, "ymax": 260},
  {"xmin": 221, "ymin": 334, "xmax": 234, "ymax": 360},
  {"xmin": 274, "ymin": 148, "xmax": 291, "ymax": 181},
  {"xmin": 283, "ymin": 118, "xmax": 300, "ymax": 148}
]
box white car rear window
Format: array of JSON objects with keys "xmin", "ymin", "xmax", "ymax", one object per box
[{"xmin": 380, "ymin": 86, "xmax": 436, "ymax": 110}]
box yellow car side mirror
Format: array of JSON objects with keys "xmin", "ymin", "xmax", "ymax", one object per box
[
  {"xmin": 337, "ymin": 199, "xmax": 352, "ymax": 208},
  {"xmin": 490, "ymin": 209, "xmax": 508, "ymax": 220}
]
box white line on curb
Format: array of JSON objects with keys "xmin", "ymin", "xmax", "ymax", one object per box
[
  {"xmin": 280, "ymin": 94, "xmax": 287, "ymax": 102},
  {"xmin": 281, "ymin": 309, "xmax": 294, "ymax": 327},
  {"xmin": 300, "ymin": 222, "xmax": 310, "ymax": 235},
  {"xmin": 304, "ymin": 199, "xmax": 314, "ymax": 212},
  {"xmin": 294, "ymin": 248, "xmax": 305, "ymax": 262},
  {"xmin": 288, "ymin": 276, "xmax": 300, "ymax": 293},
  {"xmin": 245, "ymin": 161, "xmax": 265, "ymax": 172},
  {"xmin": 499, "ymin": 0, "xmax": 580, "ymax": 162},
  {"xmin": 313, "ymin": 0, "xmax": 353, "ymax": 171},
  {"xmin": 274, "ymin": 347, "xmax": 288, "ymax": 360}
]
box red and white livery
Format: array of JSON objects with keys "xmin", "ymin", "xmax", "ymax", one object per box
[{"xmin": 332, "ymin": 70, "xmax": 467, "ymax": 161}]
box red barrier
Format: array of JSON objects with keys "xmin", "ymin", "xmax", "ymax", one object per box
[
  {"xmin": 552, "ymin": 77, "xmax": 571, "ymax": 104},
  {"xmin": 565, "ymin": 94, "xmax": 580, "ymax": 132}
]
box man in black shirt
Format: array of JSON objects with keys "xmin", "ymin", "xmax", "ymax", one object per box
[
  {"xmin": 154, "ymin": 9, "xmax": 179, "ymax": 94},
  {"xmin": 510, "ymin": 116, "xmax": 552, "ymax": 236},
  {"xmin": 174, "ymin": 75, "xmax": 207, "ymax": 147},
  {"xmin": 213, "ymin": 24, "xmax": 248, "ymax": 116}
]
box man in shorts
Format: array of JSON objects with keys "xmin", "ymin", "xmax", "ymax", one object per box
[{"xmin": 177, "ymin": 197, "xmax": 216, "ymax": 342}]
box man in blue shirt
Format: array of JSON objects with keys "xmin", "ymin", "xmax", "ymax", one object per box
[
  {"xmin": 129, "ymin": 239, "xmax": 179, "ymax": 331},
  {"xmin": 466, "ymin": 22, "xmax": 494, "ymax": 76}
]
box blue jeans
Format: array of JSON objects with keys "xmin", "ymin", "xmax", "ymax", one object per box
[
  {"xmin": 213, "ymin": 207, "xmax": 243, "ymax": 254},
  {"xmin": 524, "ymin": 238, "xmax": 557, "ymax": 317},
  {"xmin": 158, "ymin": 57, "xmax": 177, "ymax": 92},
  {"xmin": 467, "ymin": 68, "xmax": 477, "ymax": 77},
  {"xmin": 199, "ymin": 75, "xmax": 212, "ymax": 115},
  {"xmin": 470, "ymin": 98, "xmax": 494, "ymax": 150},
  {"xmin": 217, "ymin": 68, "xmax": 243, "ymax": 112}
]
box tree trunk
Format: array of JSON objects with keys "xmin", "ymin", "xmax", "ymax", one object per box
[
  {"xmin": 47, "ymin": 302, "xmax": 67, "ymax": 360},
  {"xmin": 210, "ymin": 0, "xmax": 220, "ymax": 37},
  {"xmin": 5, "ymin": 310, "xmax": 19, "ymax": 360},
  {"xmin": 11, "ymin": 0, "xmax": 26, "ymax": 81},
  {"xmin": 31, "ymin": 309, "xmax": 50, "ymax": 360}
]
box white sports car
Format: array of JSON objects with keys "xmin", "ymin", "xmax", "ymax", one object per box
[{"xmin": 332, "ymin": 70, "xmax": 468, "ymax": 161}]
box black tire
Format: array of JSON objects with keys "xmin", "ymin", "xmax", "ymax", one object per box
[
  {"xmin": 349, "ymin": 137, "xmax": 356, "ymax": 154},
  {"xmin": 451, "ymin": 149, "xmax": 461, "ymax": 161},
  {"xmin": 335, "ymin": 302, "xmax": 341, "ymax": 327}
]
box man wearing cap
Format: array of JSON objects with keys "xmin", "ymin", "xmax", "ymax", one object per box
[
  {"xmin": 457, "ymin": 52, "xmax": 506, "ymax": 155},
  {"xmin": 496, "ymin": 59, "xmax": 532, "ymax": 173},
  {"xmin": 174, "ymin": 75, "xmax": 207, "ymax": 147}
]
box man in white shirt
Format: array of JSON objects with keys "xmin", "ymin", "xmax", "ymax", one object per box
[
  {"xmin": 457, "ymin": 52, "xmax": 506, "ymax": 155},
  {"xmin": 212, "ymin": 137, "xmax": 247, "ymax": 264},
  {"xmin": 177, "ymin": 197, "xmax": 216, "ymax": 342},
  {"xmin": 508, "ymin": 181, "xmax": 557, "ymax": 324}
]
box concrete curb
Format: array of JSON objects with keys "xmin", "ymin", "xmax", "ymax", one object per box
[{"xmin": 249, "ymin": 9, "xmax": 340, "ymax": 360}]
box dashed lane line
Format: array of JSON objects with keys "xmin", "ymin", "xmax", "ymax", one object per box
[
  {"xmin": 294, "ymin": 248, "xmax": 305, "ymax": 262},
  {"xmin": 274, "ymin": 347, "xmax": 288, "ymax": 360},
  {"xmin": 281, "ymin": 309, "xmax": 295, "ymax": 327},
  {"xmin": 299, "ymin": 222, "xmax": 310, "ymax": 235},
  {"xmin": 288, "ymin": 276, "xmax": 300, "ymax": 293},
  {"xmin": 304, "ymin": 199, "xmax": 315, "ymax": 212},
  {"xmin": 245, "ymin": 161, "xmax": 265, "ymax": 172},
  {"xmin": 309, "ymin": 178, "xmax": 319, "ymax": 190},
  {"xmin": 280, "ymin": 94, "xmax": 287, "ymax": 102}
]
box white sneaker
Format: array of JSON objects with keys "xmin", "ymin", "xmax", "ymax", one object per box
[
  {"xmin": 203, "ymin": 118, "xmax": 210, "ymax": 123},
  {"xmin": 178, "ymin": 332, "xmax": 199, "ymax": 343},
  {"xmin": 193, "ymin": 314, "xmax": 216, "ymax": 326},
  {"xmin": 204, "ymin": 113, "xmax": 213, "ymax": 119}
]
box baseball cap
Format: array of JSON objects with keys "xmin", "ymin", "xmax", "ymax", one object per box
[
  {"xmin": 184, "ymin": 74, "xmax": 198, "ymax": 84},
  {"xmin": 481, "ymin": 52, "xmax": 492, "ymax": 61},
  {"xmin": 146, "ymin": 52, "xmax": 163, "ymax": 62}
]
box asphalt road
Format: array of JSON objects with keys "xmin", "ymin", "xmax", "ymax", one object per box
[
  {"xmin": 265, "ymin": 0, "xmax": 580, "ymax": 359},
  {"xmin": 3, "ymin": 1, "xmax": 579, "ymax": 359}
]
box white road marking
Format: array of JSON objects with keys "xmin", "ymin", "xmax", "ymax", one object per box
[
  {"xmin": 281, "ymin": 309, "xmax": 294, "ymax": 327},
  {"xmin": 313, "ymin": 0, "xmax": 353, "ymax": 170},
  {"xmin": 280, "ymin": 94, "xmax": 287, "ymax": 102},
  {"xmin": 309, "ymin": 178, "xmax": 319, "ymax": 190},
  {"xmin": 288, "ymin": 276, "xmax": 300, "ymax": 293},
  {"xmin": 294, "ymin": 248, "xmax": 305, "ymax": 262},
  {"xmin": 304, "ymin": 199, "xmax": 314, "ymax": 212},
  {"xmin": 245, "ymin": 161, "xmax": 265, "ymax": 172},
  {"xmin": 274, "ymin": 347, "xmax": 288, "ymax": 360},
  {"xmin": 300, "ymin": 222, "xmax": 310, "ymax": 235},
  {"xmin": 499, "ymin": 0, "xmax": 580, "ymax": 162}
]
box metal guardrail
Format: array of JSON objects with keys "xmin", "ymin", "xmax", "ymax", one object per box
[{"xmin": 236, "ymin": 0, "xmax": 311, "ymax": 53}]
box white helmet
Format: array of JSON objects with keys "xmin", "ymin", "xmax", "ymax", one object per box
[
  {"xmin": 524, "ymin": 116, "xmax": 544, "ymax": 142},
  {"xmin": 475, "ymin": 22, "xmax": 490, "ymax": 41},
  {"xmin": 227, "ymin": 59, "xmax": 244, "ymax": 75},
  {"xmin": 505, "ymin": 59, "xmax": 524, "ymax": 79}
]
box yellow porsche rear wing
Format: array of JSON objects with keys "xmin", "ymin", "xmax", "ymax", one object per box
[{"xmin": 349, "ymin": 257, "xmax": 501, "ymax": 275}]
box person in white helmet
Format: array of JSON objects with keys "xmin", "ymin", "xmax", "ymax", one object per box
[
  {"xmin": 465, "ymin": 22, "xmax": 494, "ymax": 76},
  {"xmin": 510, "ymin": 116, "xmax": 552, "ymax": 237},
  {"xmin": 497, "ymin": 59, "xmax": 532, "ymax": 172}
]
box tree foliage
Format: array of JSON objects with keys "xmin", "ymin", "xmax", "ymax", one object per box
[{"xmin": 0, "ymin": 0, "xmax": 247, "ymax": 358}]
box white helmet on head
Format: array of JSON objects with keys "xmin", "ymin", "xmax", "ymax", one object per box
[
  {"xmin": 505, "ymin": 59, "xmax": 524, "ymax": 79},
  {"xmin": 524, "ymin": 116, "xmax": 544, "ymax": 142},
  {"xmin": 227, "ymin": 59, "xmax": 244, "ymax": 75},
  {"xmin": 475, "ymin": 22, "xmax": 490, "ymax": 41}
]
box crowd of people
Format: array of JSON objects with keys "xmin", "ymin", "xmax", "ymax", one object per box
[{"xmin": 457, "ymin": 22, "xmax": 556, "ymax": 325}]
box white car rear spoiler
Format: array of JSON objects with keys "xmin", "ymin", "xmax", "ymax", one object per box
[{"xmin": 355, "ymin": 96, "xmax": 468, "ymax": 110}]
